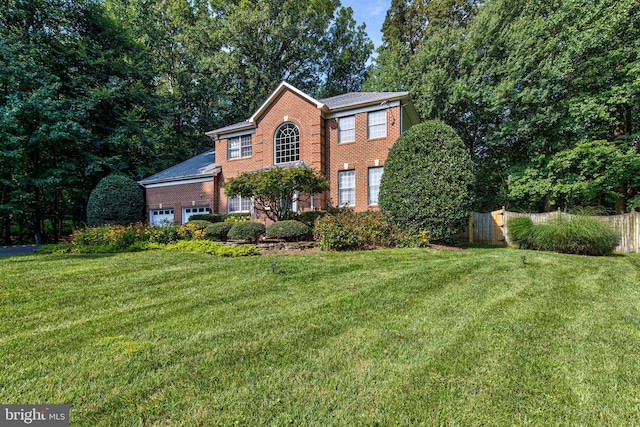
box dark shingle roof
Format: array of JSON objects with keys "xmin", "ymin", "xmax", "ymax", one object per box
[
  {"xmin": 205, "ymin": 121, "xmax": 253, "ymax": 138},
  {"xmin": 206, "ymin": 90, "xmax": 410, "ymax": 137},
  {"xmin": 139, "ymin": 149, "xmax": 219, "ymax": 185},
  {"xmin": 248, "ymin": 160, "xmax": 309, "ymax": 173},
  {"xmin": 319, "ymin": 92, "xmax": 409, "ymax": 110}
]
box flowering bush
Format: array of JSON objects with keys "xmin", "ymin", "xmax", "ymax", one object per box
[
  {"xmin": 177, "ymin": 222, "xmax": 207, "ymax": 240},
  {"xmin": 393, "ymin": 229, "xmax": 431, "ymax": 248},
  {"xmin": 72, "ymin": 223, "xmax": 182, "ymax": 249}
]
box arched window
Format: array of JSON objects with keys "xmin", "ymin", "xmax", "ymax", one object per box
[{"xmin": 274, "ymin": 123, "xmax": 300, "ymax": 164}]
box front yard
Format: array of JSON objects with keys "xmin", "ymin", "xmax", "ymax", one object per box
[{"xmin": 1, "ymin": 248, "xmax": 639, "ymax": 425}]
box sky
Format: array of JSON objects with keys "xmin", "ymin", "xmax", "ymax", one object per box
[{"xmin": 339, "ymin": 0, "xmax": 390, "ymax": 50}]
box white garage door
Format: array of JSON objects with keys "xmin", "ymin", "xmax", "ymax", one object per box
[
  {"xmin": 182, "ymin": 206, "xmax": 211, "ymax": 224},
  {"xmin": 150, "ymin": 208, "xmax": 174, "ymax": 226}
]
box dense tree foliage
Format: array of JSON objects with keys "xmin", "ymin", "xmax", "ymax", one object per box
[
  {"xmin": 1, "ymin": 0, "xmax": 372, "ymax": 243},
  {"xmin": 367, "ymin": 0, "xmax": 640, "ymax": 213},
  {"xmin": 379, "ymin": 120, "xmax": 474, "ymax": 243}
]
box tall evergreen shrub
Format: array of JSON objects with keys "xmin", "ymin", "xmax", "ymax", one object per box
[
  {"xmin": 378, "ymin": 120, "xmax": 474, "ymax": 243},
  {"xmin": 86, "ymin": 174, "xmax": 144, "ymax": 226}
]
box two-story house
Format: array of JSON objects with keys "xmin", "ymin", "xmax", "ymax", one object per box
[{"xmin": 139, "ymin": 81, "xmax": 420, "ymax": 225}]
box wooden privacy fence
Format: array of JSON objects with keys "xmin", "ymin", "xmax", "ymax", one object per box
[{"xmin": 467, "ymin": 208, "xmax": 640, "ymax": 253}]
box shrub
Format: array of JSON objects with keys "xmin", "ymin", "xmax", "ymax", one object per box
[
  {"xmin": 506, "ymin": 216, "xmax": 535, "ymax": 249},
  {"xmin": 227, "ymin": 221, "xmax": 265, "ymax": 242},
  {"xmin": 378, "ymin": 120, "xmax": 474, "ymax": 243},
  {"xmin": 187, "ymin": 219, "xmax": 213, "ymax": 228},
  {"xmin": 189, "ymin": 213, "xmax": 249, "ymax": 223},
  {"xmin": 393, "ymin": 229, "xmax": 431, "ymax": 248},
  {"xmin": 205, "ymin": 222, "xmax": 233, "ymax": 241},
  {"xmin": 507, "ymin": 214, "xmax": 619, "ymax": 256},
  {"xmin": 72, "ymin": 224, "xmax": 138, "ymax": 249},
  {"xmin": 265, "ymin": 220, "xmax": 311, "ymax": 241},
  {"xmin": 177, "ymin": 222, "xmax": 206, "ymax": 240},
  {"xmin": 315, "ymin": 209, "xmax": 392, "ymax": 250},
  {"xmin": 86, "ymin": 174, "xmax": 145, "ymax": 226},
  {"xmin": 145, "ymin": 225, "xmax": 180, "ymax": 244},
  {"xmin": 297, "ymin": 210, "xmax": 328, "ymax": 229}
]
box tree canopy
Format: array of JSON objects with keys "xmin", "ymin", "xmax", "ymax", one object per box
[
  {"xmin": 367, "ymin": 0, "xmax": 640, "ymax": 213},
  {"xmin": 1, "ymin": 0, "xmax": 373, "ymax": 243}
]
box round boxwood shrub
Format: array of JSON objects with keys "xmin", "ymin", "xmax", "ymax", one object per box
[
  {"xmin": 265, "ymin": 220, "xmax": 311, "ymax": 241},
  {"xmin": 378, "ymin": 120, "xmax": 474, "ymax": 243},
  {"xmin": 205, "ymin": 222, "xmax": 233, "ymax": 241},
  {"xmin": 227, "ymin": 221, "xmax": 265, "ymax": 242},
  {"xmin": 87, "ymin": 174, "xmax": 145, "ymax": 226}
]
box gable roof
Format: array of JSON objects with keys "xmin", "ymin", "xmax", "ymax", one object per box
[
  {"xmin": 205, "ymin": 81, "xmax": 417, "ymax": 139},
  {"xmin": 139, "ymin": 149, "xmax": 219, "ymax": 186},
  {"xmin": 319, "ymin": 91, "xmax": 409, "ymax": 111},
  {"xmin": 248, "ymin": 81, "xmax": 326, "ymax": 123}
]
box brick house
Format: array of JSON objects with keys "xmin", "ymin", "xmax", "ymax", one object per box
[{"xmin": 139, "ymin": 81, "xmax": 420, "ymax": 225}]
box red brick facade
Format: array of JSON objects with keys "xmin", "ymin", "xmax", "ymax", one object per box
[
  {"xmin": 141, "ymin": 82, "xmax": 419, "ymax": 224},
  {"xmin": 145, "ymin": 180, "xmax": 215, "ymax": 225}
]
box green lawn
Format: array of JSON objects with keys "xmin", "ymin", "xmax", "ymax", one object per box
[{"xmin": 1, "ymin": 248, "xmax": 640, "ymax": 425}]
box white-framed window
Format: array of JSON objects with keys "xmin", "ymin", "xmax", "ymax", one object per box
[
  {"xmin": 338, "ymin": 116, "xmax": 355, "ymax": 143},
  {"xmin": 150, "ymin": 208, "xmax": 174, "ymax": 226},
  {"xmin": 338, "ymin": 170, "xmax": 355, "ymax": 207},
  {"xmin": 228, "ymin": 134, "xmax": 252, "ymax": 160},
  {"xmin": 368, "ymin": 110, "xmax": 386, "ymax": 139},
  {"xmin": 228, "ymin": 195, "xmax": 252, "ymax": 213},
  {"xmin": 182, "ymin": 206, "xmax": 211, "ymax": 224},
  {"xmin": 275, "ymin": 122, "xmax": 300, "ymax": 164},
  {"xmin": 368, "ymin": 167, "xmax": 383, "ymax": 205}
]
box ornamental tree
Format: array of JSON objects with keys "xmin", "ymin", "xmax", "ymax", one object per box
[
  {"xmin": 378, "ymin": 120, "xmax": 474, "ymax": 243},
  {"xmin": 224, "ymin": 167, "xmax": 329, "ymax": 221}
]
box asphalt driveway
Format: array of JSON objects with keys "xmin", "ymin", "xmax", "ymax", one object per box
[{"xmin": 0, "ymin": 245, "xmax": 38, "ymax": 257}]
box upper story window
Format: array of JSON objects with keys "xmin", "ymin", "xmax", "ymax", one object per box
[
  {"xmin": 368, "ymin": 110, "xmax": 387, "ymax": 139},
  {"xmin": 228, "ymin": 134, "xmax": 252, "ymax": 160},
  {"xmin": 275, "ymin": 123, "xmax": 300, "ymax": 164},
  {"xmin": 338, "ymin": 116, "xmax": 355, "ymax": 143}
]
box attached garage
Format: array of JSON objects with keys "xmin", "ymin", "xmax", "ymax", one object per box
[
  {"xmin": 139, "ymin": 150, "xmax": 219, "ymax": 225},
  {"xmin": 150, "ymin": 208, "xmax": 174, "ymax": 226}
]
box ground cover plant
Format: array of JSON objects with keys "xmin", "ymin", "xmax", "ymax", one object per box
[{"xmin": 1, "ymin": 248, "xmax": 639, "ymax": 425}]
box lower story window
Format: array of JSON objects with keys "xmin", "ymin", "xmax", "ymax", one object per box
[
  {"xmin": 182, "ymin": 206, "xmax": 211, "ymax": 224},
  {"xmin": 368, "ymin": 167, "xmax": 383, "ymax": 205},
  {"xmin": 338, "ymin": 170, "xmax": 355, "ymax": 207},
  {"xmin": 228, "ymin": 195, "xmax": 252, "ymax": 213}
]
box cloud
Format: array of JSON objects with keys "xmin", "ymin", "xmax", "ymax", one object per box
[{"xmin": 368, "ymin": 0, "xmax": 388, "ymax": 17}]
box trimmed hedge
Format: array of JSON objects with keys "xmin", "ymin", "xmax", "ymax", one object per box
[
  {"xmin": 205, "ymin": 222, "xmax": 233, "ymax": 241},
  {"xmin": 227, "ymin": 221, "xmax": 265, "ymax": 242},
  {"xmin": 265, "ymin": 220, "xmax": 310, "ymax": 241},
  {"xmin": 189, "ymin": 213, "xmax": 249, "ymax": 223},
  {"xmin": 86, "ymin": 174, "xmax": 145, "ymax": 226}
]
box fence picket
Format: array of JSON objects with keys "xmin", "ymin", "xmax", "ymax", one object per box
[{"xmin": 469, "ymin": 209, "xmax": 640, "ymax": 253}]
